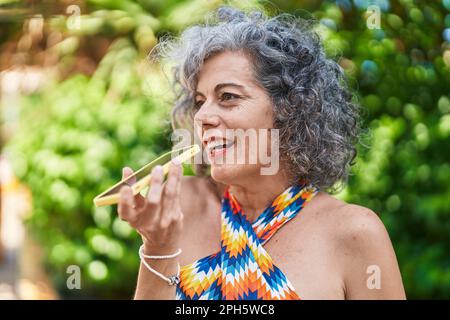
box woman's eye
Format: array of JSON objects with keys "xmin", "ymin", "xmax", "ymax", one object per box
[
  {"xmin": 194, "ymin": 93, "xmax": 240, "ymax": 110},
  {"xmin": 220, "ymin": 92, "xmax": 240, "ymax": 101},
  {"xmin": 194, "ymin": 100, "xmax": 204, "ymax": 109}
]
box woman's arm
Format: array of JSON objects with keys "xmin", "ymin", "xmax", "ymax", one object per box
[
  {"xmin": 336, "ymin": 205, "xmax": 406, "ymax": 299},
  {"xmin": 117, "ymin": 162, "xmax": 184, "ymax": 300}
]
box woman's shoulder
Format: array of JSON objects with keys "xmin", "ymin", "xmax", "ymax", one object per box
[
  {"xmin": 180, "ymin": 175, "xmax": 225, "ymax": 197},
  {"xmin": 313, "ymin": 193, "xmax": 405, "ymax": 298},
  {"xmin": 312, "ymin": 192, "xmax": 388, "ymax": 247},
  {"xmin": 179, "ymin": 175, "xmax": 225, "ymax": 217},
  {"xmin": 313, "ymin": 193, "xmax": 397, "ymax": 284},
  {"xmin": 180, "ymin": 175, "xmax": 209, "ymax": 194}
]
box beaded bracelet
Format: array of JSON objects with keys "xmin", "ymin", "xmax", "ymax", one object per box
[{"xmin": 138, "ymin": 244, "xmax": 182, "ymax": 286}]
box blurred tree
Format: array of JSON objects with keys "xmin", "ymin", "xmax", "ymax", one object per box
[{"xmin": 317, "ymin": 0, "xmax": 450, "ymax": 298}]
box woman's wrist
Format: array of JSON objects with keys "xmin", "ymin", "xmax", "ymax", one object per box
[
  {"xmin": 142, "ymin": 240, "xmax": 181, "ymax": 257},
  {"xmin": 139, "ymin": 242, "xmax": 181, "ymax": 279}
]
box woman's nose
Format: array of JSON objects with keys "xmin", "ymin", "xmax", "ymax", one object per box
[{"xmin": 193, "ymin": 102, "xmax": 220, "ymax": 129}]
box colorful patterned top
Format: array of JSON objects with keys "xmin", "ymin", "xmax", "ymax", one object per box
[{"xmin": 175, "ymin": 182, "xmax": 319, "ymax": 300}]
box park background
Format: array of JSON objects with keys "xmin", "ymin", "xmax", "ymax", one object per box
[{"xmin": 0, "ymin": 0, "xmax": 449, "ymax": 299}]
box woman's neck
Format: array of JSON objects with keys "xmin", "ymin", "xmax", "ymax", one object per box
[{"xmin": 228, "ymin": 170, "xmax": 291, "ymax": 223}]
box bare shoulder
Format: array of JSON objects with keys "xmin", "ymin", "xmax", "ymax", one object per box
[
  {"xmin": 179, "ymin": 175, "xmax": 223, "ymax": 218},
  {"xmin": 313, "ymin": 194, "xmax": 392, "ymax": 256},
  {"xmin": 334, "ymin": 202, "xmax": 389, "ymax": 246},
  {"xmin": 313, "ymin": 193, "xmax": 405, "ymax": 299},
  {"xmin": 180, "ymin": 175, "xmax": 209, "ymax": 196},
  {"xmin": 307, "ymin": 192, "xmax": 388, "ymax": 245},
  {"xmin": 179, "ymin": 176, "xmax": 208, "ymax": 205}
]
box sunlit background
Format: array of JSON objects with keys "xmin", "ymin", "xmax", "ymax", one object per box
[{"xmin": 0, "ymin": 0, "xmax": 449, "ymax": 299}]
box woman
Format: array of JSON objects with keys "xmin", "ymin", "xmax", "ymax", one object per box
[{"xmin": 117, "ymin": 6, "xmax": 406, "ymax": 300}]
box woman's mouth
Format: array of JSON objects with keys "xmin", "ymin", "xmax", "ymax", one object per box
[{"xmin": 207, "ymin": 140, "xmax": 235, "ymax": 159}]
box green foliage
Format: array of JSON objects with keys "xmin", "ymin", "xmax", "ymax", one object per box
[
  {"xmin": 8, "ymin": 37, "xmax": 172, "ymax": 298},
  {"xmin": 5, "ymin": 0, "xmax": 450, "ymax": 298},
  {"xmin": 321, "ymin": 0, "xmax": 450, "ymax": 298}
]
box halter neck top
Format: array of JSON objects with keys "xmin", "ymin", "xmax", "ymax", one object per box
[{"xmin": 175, "ymin": 182, "xmax": 319, "ymax": 300}]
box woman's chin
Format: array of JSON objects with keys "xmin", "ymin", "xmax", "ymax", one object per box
[
  {"xmin": 210, "ymin": 163, "xmax": 259, "ymax": 185},
  {"xmin": 210, "ymin": 164, "xmax": 235, "ymax": 184}
]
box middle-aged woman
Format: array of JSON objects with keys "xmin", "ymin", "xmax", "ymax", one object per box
[{"xmin": 117, "ymin": 6, "xmax": 406, "ymax": 300}]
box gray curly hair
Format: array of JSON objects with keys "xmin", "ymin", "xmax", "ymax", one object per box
[{"xmin": 155, "ymin": 6, "xmax": 361, "ymax": 192}]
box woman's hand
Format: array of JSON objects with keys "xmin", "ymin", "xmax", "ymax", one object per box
[{"xmin": 117, "ymin": 160, "xmax": 184, "ymax": 255}]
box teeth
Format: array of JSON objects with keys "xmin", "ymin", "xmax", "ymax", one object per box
[
  {"xmin": 206, "ymin": 140, "xmax": 233, "ymax": 152},
  {"xmin": 214, "ymin": 144, "xmax": 226, "ymax": 150},
  {"xmin": 208, "ymin": 141, "xmax": 223, "ymax": 150}
]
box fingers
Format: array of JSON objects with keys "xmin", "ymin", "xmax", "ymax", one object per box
[
  {"xmin": 160, "ymin": 159, "xmax": 182, "ymax": 228},
  {"xmin": 122, "ymin": 167, "xmax": 136, "ymax": 184},
  {"xmin": 145, "ymin": 165, "xmax": 165, "ymax": 220},
  {"xmin": 118, "ymin": 161, "xmax": 183, "ymax": 233},
  {"xmin": 122, "ymin": 166, "xmax": 145, "ymax": 208},
  {"xmin": 118, "ymin": 164, "xmax": 164, "ymax": 228},
  {"xmin": 118, "ymin": 185, "xmax": 137, "ymax": 223}
]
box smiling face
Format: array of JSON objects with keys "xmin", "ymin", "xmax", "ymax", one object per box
[{"xmin": 193, "ymin": 50, "xmax": 278, "ymax": 185}]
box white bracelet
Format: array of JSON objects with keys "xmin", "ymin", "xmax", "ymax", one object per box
[
  {"xmin": 138, "ymin": 245, "xmax": 182, "ymax": 286},
  {"xmin": 139, "ymin": 244, "xmax": 182, "ymax": 259}
]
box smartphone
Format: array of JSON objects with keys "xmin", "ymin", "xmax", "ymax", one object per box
[{"xmin": 93, "ymin": 144, "xmax": 200, "ymax": 207}]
